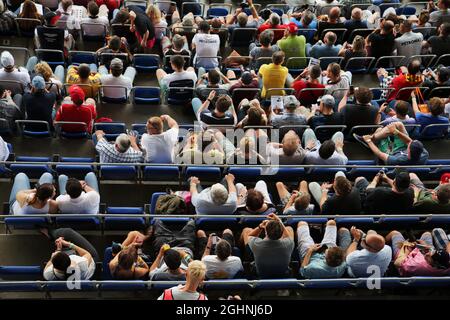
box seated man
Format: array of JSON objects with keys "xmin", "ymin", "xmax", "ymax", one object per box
[
  {"xmin": 411, "ymin": 94, "xmax": 449, "ymax": 132},
  {"xmin": 95, "ymin": 130, "xmax": 145, "ymax": 163},
  {"xmin": 56, "ymin": 173, "xmax": 100, "ymax": 214},
  {"xmin": 266, "ymin": 130, "xmax": 307, "ymax": 165},
  {"xmin": 386, "ymin": 228, "xmax": 450, "ymax": 276},
  {"xmin": 270, "ymin": 95, "xmax": 307, "ymax": 127},
  {"xmin": 292, "ymin": 65, "xmax": 326, "ymax": 107},
  {"xmin": 308, "ymin": 31, "xmax": 342, "ymax": 59},
  {"xmin": 200, "ymin": 230, "xmax": 244, "ymax": 279},
  {"xmin": 249, "ymin": 30, "xmax": 280, "ymax": 70},
  {"xmin": 276, "ymin": 180, "xmax": 314, "ymax": 215},
  {"xmin": 0, "ymin": 51, "xmax": 30, "ymax": 87},
  {"xmin": 412, "ymin": 174, "xmax": 450, "ymax": 214},
  {"xmin": 96, "ymin": 35, "xmax": 133, "ymax": 65},
  {"xmin": 192, "ymin": 91, "xmax": 237, "ymax": 125},
  {"xmin": 66, "ymin": 63, "xmax": 101, "ymax": 98},
  {"xmin": 195, "ymin": 68, "xmax": 235, "ymax": 99},
  {"xmin": 149, "ymin": 245, "xmax": 191, "ymax": 281},
  {"xmin": 338, "ymin": 87, "xmax": 380, "ymax": 130},
  {"xmin": 156, "ymin": 55, "xmax": 197, "ymax": 94},
  {"xmin": 308, "ymin": 171, "xmax": 362, "ymax": 214},
  {"xmin": 240, "ymin": 213, "xmax": 294, "ymax": 278},
  {"xmin": 303, "ymin": 128, "xmax": 348, "ymax": 165},
  {"xmin": 358, "ymin": 170, "xmax": 415, "ymax": 214},
  {"xmin": 43, "ymin": 228, "xmax": 99, "ymax": 280},
  {"xmin": 380, "ymin": 100, "xmax": 417, "ymax": 126},
  {"xmin": 140, "ymin": 115, "xmax": 178, "ymax": 163},
  {"xmin": 98, "ymin": 58, "xmax": 136, "ymax": 99},
  {"xmin": 355, "ymin": 122, "xmax": 429, "ymax": 165},
  {"xmin": 236, "ymin": 180, "xmax": 276, "ymax": 214},
  {"xmin": 189, "ymin": 174, "xmax": 238, "ymax": 215},
  {"xmin": 297, "ymin": 220, "xmax": 347, "ymax": 279},
  {"xmin": 342, "ymin": 226, "xmax": 392, "ymax": 277},
  {"xmin": 307, "ymin": 94, "xmax": 343, "ymax": 129}
]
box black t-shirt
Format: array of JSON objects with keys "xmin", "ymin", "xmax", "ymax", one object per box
[
  {"xmin": 134, "ymin": 11, "xmax": 155, "ymax": 39},
  {"xmin": 364, "ymin": 187, "xmax": 414, "ymax": 214},
  {"xmin": 428, "ymin": 35, "xmax": 450, "ymax": 58},
  {"xmin": 23, "ymin": 91, "xmax": 56, "ymax": 130},
  {"xmin": 200, "ymin": 110, "xmax": 234, "ymax": 125},
  {"xmin": 321, "ymin": 187, "xmax": 362, "ymax": 215},
  {"xmin": 342, "ymin": 104, "xmax": 378, "ymax": 130},
  {"xmin": 368, "ymin": 32, "xmax": 395, "ymax": 59},
  {"xmin": 308, "ymin": 112, "xmax": 344, "ymax": 128},
  {"xmin": 317, "ymin": 21, "xmax": 345, "ymax": 40}
]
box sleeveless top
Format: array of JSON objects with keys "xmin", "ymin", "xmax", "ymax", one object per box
[{"xmin": 11, "ymin": 199, "xmax": 50, "ymax": 215}]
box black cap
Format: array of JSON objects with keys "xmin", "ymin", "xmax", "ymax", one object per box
[
  {"xmin": 240, "ymin": 71, "xmax": 253, "ymax": 85},
  {"xmin": 395, "ymin": 170, "xmax": 411, "ymax": 192}
]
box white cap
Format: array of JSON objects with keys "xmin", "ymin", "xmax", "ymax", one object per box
[{"xmin": 1, "ymin": 51, "xmax": 14, "ymax": 68}]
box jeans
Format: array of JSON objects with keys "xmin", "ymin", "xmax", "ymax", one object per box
[
  {"xmin": 26, "ymin": 56, "xmax": 65, "ymax": 82},
  {"xmin": 9, "ymin": 172, "xmax": 53, "ymax": 208},
  {"xmin": 58, "ymin": 172, "xmax": 99, "ymax": 195},
  {"xmin": 191, "ymin": 97, "xmax": 203, "ymax": 120},
  {"xmin": 50, "ymin": 228, "xmax": 100, "ymax": 262}
]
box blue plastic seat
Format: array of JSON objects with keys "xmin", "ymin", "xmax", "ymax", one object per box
[
  {"xmin": 206, "ymin": 7, "xmax": 229, "ymax": 17},
  {"xmin": 132, "ymin": 54, "xmax": 161, "ymax": 73},
  {"xmin": 10, "ymin": 156, "xmax": 53, "ymax": 179},
  {"xmin": 0, "ymin": 266, "xmax": 42, "ymax": 280},
  {"xmin": 131, "ymin": 124, "xmax": 147, "ymax": 136},
  {"xmin": 132, "ymin": 86, "xmax": 161, "ymax": 104},
  {"xmin": 55, "ymin": 216, "xmax": 101, "ymax": 230},
  {"xmin": 93, "ymin": 123, "xmax": 126, "ymax": 141},
  {"xmin": 104, "ymin": 207, "xmax": 146, "ymax": 230},
  {"xmin": 143, "ymin": 166, "xmax": 179, "ymax": 181},
  {"xmin": 185, "ymin": 167, "xmax": 221, "ymax": 181},
  {"xmin": 285, "ymin": 217, "xmax": 329, "ymax": 228},
  {"xmin": 100, "ymin": 165, "xmax": 137, "ymax": 180},
  {"xmin": 100, "ymin": 281, "xmax": 147, "ymax": 291},
  {"xmin": 239, "ymin": 216, "xmax": 269, "ymax": 228},
  {"xmin": 0, "ymin": 282, "xmax": 42, "ymax": 292},
  {"xmin": 335, "ymin": 217, "xmax": 375, "ymax": 226},
  {"xmin": 152, "ymin": 280, "xmax": 185, "ymax": 290},
  {"xmin": 227, "ymin": 167, "xmax": 262, "ymax": 182},
  {"xmin": 347, "ymin": 167, "xmax": 381, "ymax": 180},
  {"xmin": 5, "ymin": 216, "xmax": 49, "ymax": 231},
  {"xmin": 203, "ymin": 279, "xmax": 251, "ymax": 290},
  {"xmin": 56, "ymin": 157, "xmax": 95, "ymax": 179},
  {"xmin": 45, "ymin": 281, "xmax": 96, "ymax": 291},
  {"xmin": 68, "ymin": 50, "xmax": 97, "ymax": 65},
  {"xmin": 255, "ymin": 279, "xmax": 300, "ymax": 290},
  {"xmin": 196, "ymin": 218, "xmax": 239, "ymax": 229},
  {"xmin": 307, "ymin": 168, "xmax": 347, "ymax": 182},
  {"xmin": 271, "ymin": 168, "xmax": 305, "ymax": 181}
]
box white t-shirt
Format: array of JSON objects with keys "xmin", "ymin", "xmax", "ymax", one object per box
[
  {"xmin": 191, "ymin": 190, "xmax": 238, "ymax": 215},
  {"xmin": 100, "ymin": 74, "xmax": 133, "ymax": 98},
  {"xmin": 157, "ymin": 285, "xmax": 208, "ymax": 300},
  {"xmin": 140, "ymin": 128, "xmax": 179, "ymax": 163},
  {"xmin": 11, "ymin": 199, "xmax": 50, "ymax": 215},
  {"xmin": 56, "ymin": 191, "xmax": 100, "ymax": 214},
  {"xmin": 161, "ymin": 70, "xmax": 197, "ymax": 88},
  {"xmin": 0, "ymin": 136, "xmax": 9, "ymax": 161},
  {"xmin": 43, "ymin": 254, "xmax": 95, "ymax": 280},
  {"xmin": 201, "ymin": 255, "xmax": 244, "ymax": 279},
  {"xmin": 192, "ymin": 33, "xmax": 220, "ymax": 68},
  {"xmin": 394, "ymin": 31, "xmax": 423, "ymax": 59},
  {"xmin": 0, "ymin": 67, "xmax": 30, "ymax": 86}
]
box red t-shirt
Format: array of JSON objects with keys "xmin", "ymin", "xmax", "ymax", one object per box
[
  {"xmin": 257, "ymin": 23, "xmax": 288, "ymax": 42},
  {"xmin": 292, "ymin": 80, "xmax": 325, "ymax": 105},
  {"xmin": 55, "ymin": 103, "xmax": 97, "ymax": 132},
  {"xmin": 387, "ymin": 74, "xmax": 423, "ymax": 102}
]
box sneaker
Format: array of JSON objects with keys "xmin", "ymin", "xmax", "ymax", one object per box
[{"xmin": 353, "ymin": 133, "xmax": 370, "ymax": 149}]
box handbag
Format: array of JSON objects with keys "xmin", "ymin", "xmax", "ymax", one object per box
[{"xmin": 415, "ymin": 87, "xmax": 429, "ymax": 114}]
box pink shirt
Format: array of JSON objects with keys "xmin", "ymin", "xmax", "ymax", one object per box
[{"xmin": 399, "ymin": 248, "xmax": 450, "ymax": 277}]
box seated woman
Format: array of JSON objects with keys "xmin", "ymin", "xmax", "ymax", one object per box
[
  {"xmin": 109, "ymin": 245, "xmax": 150, "ymax": 280},
  {"xmin": 338, "ymin": 35, "xmax": 367, "ymax": 69},
  {"xmin": 9, "ymin": 172, "xmax": 58, "ymax": 215}
]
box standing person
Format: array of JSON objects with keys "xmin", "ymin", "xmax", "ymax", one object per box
[
  {"xmin": 129, "ymin": 8, "xmax": 156, "ymax": 51},
  {"xmin": 140, "ymin": 115, "xmax": 179, "ymax": 163},
  {"xmin": 192, "ymin": 21, "xmax": 220, "ymax": 69}
]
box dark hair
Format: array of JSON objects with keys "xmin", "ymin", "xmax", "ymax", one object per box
[
  {"xmin": 309, "ymin": 65, "xmax": 322, "ymax": 79},
  {"xmin": 407, "ymin": 59, "xmax": 421, "ymax": 75},
  {"xmin": 216, "ymin": 240, "xmax": 231, "ymax": 261},
  {"xmin": 0, "ymin": 86, "xmax": 5, "ymax": 97},
  {"xmin": 199, "ymin": 21, "xmax": 210, "ymax": 33},
  {"xmin": 170, "ymin": 55, "xmax": 185, "ymax": 70},
  {"xmin": 429, "ymin": 97, "xmax": 444, "ymax": 117},
  {"xmin": 66, "ymin": 178, "xmax": 82, "ymax": 199},
  {"xmin": 208, "ymin": 69, "xmax": 220, "ymax": 85},
  {"xmin": 36, "ymin": 183, "xmax": 54, "ymax": 201},
  {"xmin": 272, "ymin": 51, "xmax": 285, "ymax": 65},
  {"xmin": 438, "ymin": 67, "xmax": 449, "ymax": 82},
  {"xmin": 78, "ymin": 64, "xmax": 91, "ymax": 79},
  {"xmin": 118, "ymin": 246, "xmax": 138, "ymax": 270},
  {"xmin": 318, "ymin": 140, "xmax": 336, "ymax": 159},
  {"xmin": 113, "ymin": 9, "xmax": 130, "ymax": 24},
  {"xmin": 395, "ymin": 100, "xmax": 410, "ymax": 117},
  {"xmin": 87, "ymin": 0, "xmax": 99, "ymax": 17},
  {"xmin": 215, "ymin": 95, "xmax": 231, "ymax": 113},
  {"xmin": 111, "ymin": 67, "xmax": 123, "ymax": 77},
  {"xmin": 109, "ymin": 36, "xmax": 121, "ymax": 51},
  {"xmin": 334, "ymin": 176, "xmax": 352, "ymax": 196},
  {"xmin": 394, "ymin": 172, "xmax": 411, "ymax": 192},
  {"xmin": 294, "ymin": 194, "xmax": 311, "ymax": 211},
  {"xmin": 441, "ymin": 22, "xmax": 450, "ymax": 37},
  {"xmin": 246, "ymin": 106, "xmax": 265, "ymax": 126},
  {"xmin": 246, "ymin": 189, "xmax": 264, "ymax": 211},
  {"xmin": 61, "ymin": 0, "xmax": 73, "ymax": 11},
  {"xmin": 354, "ymin": 87, "xmax": 373, "ymax": 104},
  {"xmin": 325, "ymin": 247, "xmax": 345, "ymax": 267},
  {"xmin": 52, "ymin": 251, "xmax": 71, "ymax": 275},
  {"xmin": 260, "ymin": 30, "xmax": 274, "ymax": 47},
  {"xmin": 401, "ymin": 20, "xmax": 413, "ymax": 31},
  {"xmin": 163, "ymin": 249, "xmax": 182, "ymax": 270},
  {"xmin": 265, "ymin": 220, "xmax": 283, "ymax": 240},
  {"xmin": 437, "ymin": 184, "xmax": 450, "ymax": 204}
]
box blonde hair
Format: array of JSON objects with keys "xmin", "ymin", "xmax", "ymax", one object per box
[
  {"xmin": 146, "ymin": 4, "xmax": 162, "ymax": 24},
  {"xmin": 34, "ymin": 62, "xmax": 54, "ymax": 81},
  {"xmin": 352, "ymin": 35, "xmax": 365, "ymax": 53},
  {"xmin": 188, "ymin": 260, "xmax": 206, "ymax": 281}
]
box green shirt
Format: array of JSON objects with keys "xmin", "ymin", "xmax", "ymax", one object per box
[
  {"xmin": 277, "ymin": 35, "xmax": 306, "ymax": 68},
  {"xmin": 413, "ymin": 189, "xmax": 450, "ymax": 214}
]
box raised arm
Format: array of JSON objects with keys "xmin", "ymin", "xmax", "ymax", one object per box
[{"xmin": 161, "ymin": 114, "xmax": 178, "ymax": 129}]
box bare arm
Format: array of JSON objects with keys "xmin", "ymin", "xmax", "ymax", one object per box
[
  {"xmin": 337, "ymin": 92, "xmax": 348, "ymax": 112},
  {"xmin": 411, "ymin": 92, "xmax": 420, "ymax": 116},
  {"xmin": 161, "ymin": 114, "xmax": 178, "ymax": 129},
  {"xmin": 365, "ymin": 137, "xmax": 389, "ymax": 163}
]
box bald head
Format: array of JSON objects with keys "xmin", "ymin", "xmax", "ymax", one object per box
[
  {"xmin": 382, "ymin": 20, "xmax": 395, "ymax": 34},
  {"xmin": 351, "ymin": 8, "xmax": 362, "ymax": 20},
  {"xmin": 365, "ymin": 234, "xmax": 386, "ymax": 253},
  {"xmin": 329, "ymin": 7, "xmax": 341, "ymax": 20}
]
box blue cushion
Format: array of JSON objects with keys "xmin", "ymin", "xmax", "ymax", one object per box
[
  {"xmin": 100, "ymin": 166, "xmax": 137, "ymax": 180},
  {"xmin": 143, "ymin": 166, "xmax": 179, "ymax": 181}
]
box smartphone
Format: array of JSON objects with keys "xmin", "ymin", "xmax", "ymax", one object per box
[{"xmin": 212, "ymin": 235, "xmax": 220, "ymax": 246}]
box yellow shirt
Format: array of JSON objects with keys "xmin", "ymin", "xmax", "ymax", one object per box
[
  {"xmin": 258, "ymin": 63, "xmax": 288, "ymax": 98},
  {"xmin": 66, "ymin": 66, "xmax": 101, "ymax": 98}
]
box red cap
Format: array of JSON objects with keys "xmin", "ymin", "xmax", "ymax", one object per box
[
  {"xmin": 288, "ymin": 22, "xmax": 298, "ymax": 34},
  {"xmin": 441, "ymin": 173, "xmax": 450, "ymax": 184},
  {"xmin": 69, "ymin": 85, "xmax": 85, "ymax": 104}
]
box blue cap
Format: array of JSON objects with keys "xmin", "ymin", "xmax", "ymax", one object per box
[{"xmin": 32, "ymin": 75, "xmax": 46, "ymax": 90}]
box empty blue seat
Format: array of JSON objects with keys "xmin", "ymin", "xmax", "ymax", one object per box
[
  {"xmin": 100, "ymin": 166, "xmax": 137, "ymax": 180},
  {"xmin": 102, "ymin": 247, "xmax": 113, "ymax": 280},
  {"xmin": 196, "ymin": 218, "xmax": 239, "ymax": 229},
  {"xmin": 5, "ymin": 216, "xmax": 49, "ymax": 231},
  {"xmin": 55, "ymin": 216, "xmax": 101, "ymax": 230},
  {"xmin": 132, "ymin": 86, "xmax": 161, "ymax": 104},
  {"xmin": 227, "ymin": 167, "xmax": 262, "ymax": 182},
  {"xmin": 68, "ymin": 51, "xmax": 97, "ymax": 65},
  {"xmin": 0, "ymin": 266, "xmax": 42, "ymax": 280},
  {"xmin": 93, "ymin": 123, "xmax": 126, "ymax": 141},
  {"xmin": 0, "ymin": 282, "xmax": 42, "ymax": 292},
  {"xmin": 143, "ymin": 166, "xmax": 179, "ymax": 181},
  {"xmin": 104, "ymin": 207, "xmax": 146, "ymax": 230},
  {"xmin": 185, "ymin": 167, "xmax": 221, "ymax": 181},
  {"xmin": 206, "ymin": 7, "xmax": 229, "ymax": 17},
  {"xmin": 101, "ymin": 281, "xmax": 147, "ymax": 291},
  {"xmin": 203, "ymin": 279, "xmax": 251, "ymax": 290},
  {"xmin": 11, "ymin": 156, "xmax": 53, "ymax": 179},
  {"xmin": 132, "ymin": 54, "xmax": 161, "ymax": 73},
  {"xmin": 56, "ymin": 157, "xmax": 95, "ymax": 179},
  {"xmin": 255, "ymin": 279, "xmax": 300, "ymax": 290},
  {"xmin": 271, "ymin": 168, "xmax": 305, "ymax": 181}
]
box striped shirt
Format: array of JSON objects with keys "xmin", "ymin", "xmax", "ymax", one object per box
[{"xmin": 95, "ymin": 138, "xmax": 144, "ymax": 163}]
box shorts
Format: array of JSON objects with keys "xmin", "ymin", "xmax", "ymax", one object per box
[{"xmin": 410, "ymin": 177, "xmax": 425, "ymax": 190}]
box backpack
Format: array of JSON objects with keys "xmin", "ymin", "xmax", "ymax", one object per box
[{"xmin": 155, "ymin": 194, "xmax": 187, "ymax": 214}]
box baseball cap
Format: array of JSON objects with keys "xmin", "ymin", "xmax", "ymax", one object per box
[
  {"xmin": 32, "ymin": 75, "xmax": 46, "ymax": 90},
  {"xmin": 394, "ymin": 170, "xmax": 411, "ymax": 192},
  {"xmin": 440, "ymin": 173, "xmax": 450, "ymax": 184},
  {"xmin": 1, "ymin": 51, "xmax": 14, "ymax": 68},
  {"xmin": 240, "ymin": 71, "xmax": 253, "ymax": 85},
  {"xmin": 110, "ymin": 58, "xmax": 123, "ymax": 70},
  {"xmin": 210, "ymin": 183, "xmax": 228, "ymax": 205},
  {"xmin": 68, "ymin": 85, "xmax": 85, "ymax": 103},
  {"xmin": 318, "ymin": 94, "xmax": 335, "ymax": 107},
  {"xmin": 284, "ymin": 95, "xmax": 300, "ymax": 109},
  {"xmin": 287, "ymin": 22, "xmax": 298, "ymax": 34},
  {"xmin": 409, "ymin": 140, "xmax": 424, "ymax": 161}
]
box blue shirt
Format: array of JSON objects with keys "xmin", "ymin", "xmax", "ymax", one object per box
[
  {"xmin": 416, "ymin": 112, "xmax": 449, "ymax": 136},
  {"xmin": 346, "ymin": 246, "xmax": 392, "ymax": 278},
  {"xmin": 309, "ymin": 44, "xmax": 341, "ymax": 59},
  {"xmin": 290, "ymin": 18, "xmax": 317, "ymax": 42},
  {"xmin": 300, "ymin": 253, "xmax": 347, "ymax": 279},
  {"xmin": 386, "ymin": 149, "xmax": 429, "ymax": 165},
  {"xmin": 271, "ymin": 112, "xmax": 307, "ymax": 127}
]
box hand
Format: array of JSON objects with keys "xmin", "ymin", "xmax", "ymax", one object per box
[
  {"xmin": 238, "ymin": 186, "xmax": 247, "ymax": 198},
  {"xmin": 258, "ymin": 220, "xmax": 269, "ymax": 230},
  {"xmin": 80, "ymin": 181, "xmax": 87, "ymax": 190},
  {"xmin": 158, "ymin": 244, "xmax": 167, "ymax": 257},
  {"xmin": 55, "ymin": 237, "xmax": 64, "ymax": 251},
  {"xmin": 4, "ymin": 89, "xmax": 11, "ymax": 97},
  {"xmin": 235, "ymin": 7, "xmax": 242, "ymax": 14},
  {"xmin": 379, "ymin": 102, "xmax": 388, "ymax": 113},
  {"xmin": 95, "ymin": 130, "xmax": 105, "ymax": 138},
  {"xmin": 140, "ymin": 39, "xmax": 146, "ymax": 47},
  {"xmin": 335, "ymin": 139, "xmax": 344, "ymax": 150},
  {"xmin": 351, "ymin": 226, "xmax": 362, "ymax": 241},
  {"xmin": 321, "ymin": 182, "xmax": 332, "ymax": 191},
  {"xmin": 225, "ymin": 173, "xmax": 235, "ymax": 183},
  {"xmin": 306, "ymin": 139, "xmax": 316, "ymax": 150},
  {"xmin": 308, "ymin": 244, "xmax": 322, "ymax": 252},
  {"xmin": 128, "ymin": 134, "xmax": 137, "ymax": 144},
  {"xmin": 247, "ymin": 0, "xmax": 253, "ymax": 5},
  {"xmin": 411, "ymin": 91, "xmax": 416, "ymax": 98},
  {"xmin": 267, "ymin": 213, "xmax": 281, "ymax": 222},
  {"xmin": 207, "ymin": 90, "xmax": 216, "ymax": 101},
  {"xmin": 190, "ymin": 176, "xmax": 200, "ymax": 185},
  {"xmin": 362, "ymin": 135, "xmax": 372, "ymax": 143},
  {"xmin": 290, "ymin": 190, "xmax": 299, "ymax": 199},
  {"xmin": 387, "ymin": 123, "xmax": 397, "ymax": 135}
]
